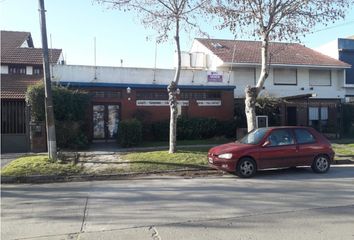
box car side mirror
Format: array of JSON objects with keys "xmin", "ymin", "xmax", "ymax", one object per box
[{"xmin": 262, "ymin": 140, "xmax": 271, "ymax": 147}]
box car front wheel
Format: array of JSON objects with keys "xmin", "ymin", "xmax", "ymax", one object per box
[
  {"xmin": 236, "ymin": 158, "xmax": 257, "ymax": 178},
  {"xmin": 312, "ymin": 155, "xmax": 330, "ymax": 173}
]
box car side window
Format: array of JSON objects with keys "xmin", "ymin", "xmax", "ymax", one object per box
[
  {"xmin": 268, "ymin": 129, "xmax": 295, "ymax": 147},
  {"xmin": 294, "ymin": 129, "xmax": 316, "ymax": 144}
]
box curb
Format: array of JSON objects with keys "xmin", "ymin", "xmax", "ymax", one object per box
[
  {"xmin": 2, "ymin": 161, "xmax": 353, "ymax": 184},
  {"xmin": 334, "ymin": 159, "xmax": 354, "ymax": 165},
  {"xmin": 1, "ymin": 168, "xmax": 222, "ymax": 184}
]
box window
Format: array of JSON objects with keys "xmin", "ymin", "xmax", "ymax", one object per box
[
  {"xmin": 136, "ymin": 91, "xmax": 168, "ymax": 100},
  {"xmin": 239, "ymin": 128, "xmax": 268, "ymax": 145},
  {"xmin": 294, "ymin": 129, "xmax": 316, "ymax": 144},
  {"xmin": 180, "ymin": 91, "xmax": 221, "ymax": 100},
  {"xmin": 309, "ymin": 70, "xmax": 331, "ymax": 86},
  {"xmin": 9, "ymin": 65, "xmax": 26, "ymax": 75},
  {"xmin": 92, "ymin": 91, "xmax": 121, "ymax": 99},
  {"xmin": 274, "ymin": 69, "xmax": 297, "ymax": 85},
  {"xmin": 309, "ymin": 107, "xmax": 328, "ymax": 130},
  {"xmin": 234, "ymin": 68, "xmax": 256, "ymax": 86},
  {"xmin": 267, "ymin": 129, "xmax": 295, "ymax": 146},
  {"xmin": 33, "ymin": 68, "xmax": 42, "ymax": 75}
]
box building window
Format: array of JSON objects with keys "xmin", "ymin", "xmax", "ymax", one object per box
[
  {"xmin": 33, "ymin": 68, "xmax": 42, "ymax": 75},
  {"xmin": 309, "ymin": 70, "xmax": 331, "ymax": 86},
  {"xmin": 309, "ymin": 107, "xmax": 328, "ymax": 130},
  {"xmin": 92, "ymin": 91, "xmax": 121, "ymax": 99},
  {"xmin": 9, "ymin": 65, "xmax": 26, "ymax": 75},
  {"xmin": 136, "ymin": 91, "xmax": 168, "ymax": 100},
  {"xmin": 273, "ymin": 68, "xmax": 297, "ymax": 85},
  {"xmin": 234, "ymin": 68, "xmax": 256, "ymax": 85},
  {"xmin": 180, "ymin": 91, "xmax": 221, "ymax": 100}
]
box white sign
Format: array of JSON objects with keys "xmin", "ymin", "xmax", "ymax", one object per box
[
  {"xmin": 136, "ymin": 100, "xmax": 189, "ymax": 106},
  {"xmin": 197, "ymin": 100, "xmax": 221, "ymax": 106}
]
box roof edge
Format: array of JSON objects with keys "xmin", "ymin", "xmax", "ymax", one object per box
[{"xmin": 221, "ymin": 62, "xmax": 351, "ymax": 69}]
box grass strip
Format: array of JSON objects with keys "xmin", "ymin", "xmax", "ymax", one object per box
[
  {"xmin": 121, "ymin": 147, "xmax": 211, "ymax": 172},
  {"xmin": 1, "ymin": 155, "xmax": 82, "ymax": 177}
]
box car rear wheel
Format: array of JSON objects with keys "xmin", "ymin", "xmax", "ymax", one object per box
[
  {"xmin": 312, "ymin": 155, "xmax": 330, "ymax": 173},
  {"xmin": 236, "ymin": 158, "xmax": 257, "ymax": 178}
]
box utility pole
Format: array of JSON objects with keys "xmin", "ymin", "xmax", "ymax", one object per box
[{"xmin": 38, "ymin": 0, "xmax": 57, "ymax": 161}]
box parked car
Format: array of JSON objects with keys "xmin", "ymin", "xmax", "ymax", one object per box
[{"xmin": 208, "ymin": 126, "xmax": 334, "ymax": 178}]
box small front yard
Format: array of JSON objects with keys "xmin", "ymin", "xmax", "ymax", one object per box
[{"xmin": 2, "ymin": 138, "xmax": 353, "ymax": 179}]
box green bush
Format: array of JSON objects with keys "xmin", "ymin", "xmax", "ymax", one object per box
[
  {"xmin": 26, "ymin": 83, "xmax": 90, "ymax": 122},
  {"xmin": 118, "ymin": 119, "xmax": 143, "ymax": 147},
  {"xmin": 26, "ymin": 83, "xmax": 91, "ymax": 149},
  {"xmin": 56, "ymin": 121, "xmax": 89, "ymax": 150},
  {"xmin": 152, "ymin": 120, "xmax": 170, "ymax": 141},
  {"xmin": 218, "ymin": 120, "xmax": 237, "ymax": 138},
  {"xmin": 151, "ymin": 117, "xmax": 236, "ymax": 141}
]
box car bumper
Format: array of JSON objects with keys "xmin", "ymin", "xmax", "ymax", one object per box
[{"xmin": 208, "ymin": 156, "xmax": 236, "ymax": 172}]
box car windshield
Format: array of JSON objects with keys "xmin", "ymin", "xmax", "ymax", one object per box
[{"xmin": 238, "ymin": 128, "xmax": 268, "ymax": 145}]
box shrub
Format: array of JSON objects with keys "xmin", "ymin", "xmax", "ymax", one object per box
[
  {"xmin": 26, "ymin": 83, "xmax": 91, "ymax": 149},
  {"xmin": 152, "ymin": 120, "xmax": 170, "ymax": 141},
  {"xmin": 151, "ymin": 117, "xmax": 236, "ymax": 141},
  {"xmin": 56, "ymin": 121, "xmax": 89, "ymax": 150},
  {"xmin": 26, "ymin": 83, "xmax": 90, "ymax": 122},
  {"xmin": 118, "ymin": 119, "xmax": 143, "ymax": 147},
  {"xmin": 218, "ymin": 120, "xmax": 237, "ymax": 138}
]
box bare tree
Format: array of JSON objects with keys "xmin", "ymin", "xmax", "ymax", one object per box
[
  {"xmin": 209, "ymin": 0, "xmax": 353, "ymax": 132},
  {"xmin": 96, "ymin": 0, "xmax": 206, "ymax": 153}
]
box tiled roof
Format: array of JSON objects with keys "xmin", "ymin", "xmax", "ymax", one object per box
[
  {"xmin": 0, "ymin": 74, "xmax": 42, "ymax": 99},
  {"xmin": 1, "ymin": 30, "xmax": 62, "ymax": 65},
  {"xmin": 196, "ymin": 38, "xmax": 350, "ymax": 68}
]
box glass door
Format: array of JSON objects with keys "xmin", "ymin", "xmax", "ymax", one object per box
[
  {"xmin": 107, "ymin": 105, "xmax": 119, "ymax": 139},
  {"xmin": 92, "ymin": 104, "xmax": 120, "ymax": 140},
  {"xmin": 93, "ymin": 105, "xmax": 105, "ymax": 139}
]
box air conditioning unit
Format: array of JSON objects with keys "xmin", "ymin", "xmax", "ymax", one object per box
[{"xmin": 256, "ymin": 115, "xmax": 268, "ymax": 128}]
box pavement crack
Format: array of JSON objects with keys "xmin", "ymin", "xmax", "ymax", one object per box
[
  {"xmin": 149, "ymin": 226, "xmax": 162, "ymax": 240},
  {"xmin": 80, "ymin": 196, "xmax": 89, "ymax": 233}
]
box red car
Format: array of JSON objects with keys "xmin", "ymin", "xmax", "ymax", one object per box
[{"xmin": 208, "ymin": 126, "xmax": 335, "ymax": 178}]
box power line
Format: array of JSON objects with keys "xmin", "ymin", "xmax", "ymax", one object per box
[{"xmin": 311, "ymin": 20, "xmax": 354, "ymax": 34}]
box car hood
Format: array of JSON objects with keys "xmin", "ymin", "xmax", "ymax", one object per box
[{"xmin": 209, "ymin": 142, "xmax": 251, "ymax": 156}]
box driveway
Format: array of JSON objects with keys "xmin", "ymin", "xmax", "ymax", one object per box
[{"xmin": 1, "ymin": 165, "xmax": 354, "ymax": 240}]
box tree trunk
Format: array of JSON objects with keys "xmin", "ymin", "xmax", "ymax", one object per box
[
  {"xmin": 245, "ymin": 86, "xmax": 258, "ymax": 132},
  {"xmin": 168, "ymin": 19, "xmax": 181, "ymax": 154},
  {"xmin": 245, "ymin": 32, "xmax": 269, "ymax": 132},
  {"xmin": 168, "ymin": 82, "xmax": 178, "ymax": 153}
]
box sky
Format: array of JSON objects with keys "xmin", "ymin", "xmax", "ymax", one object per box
[{"xmin": 1, "ymin": 0, "xmax": 354, "ymax": 69}]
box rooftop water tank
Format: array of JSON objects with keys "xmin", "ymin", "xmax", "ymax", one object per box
[
  {"xmin": 174, "ymin": 51, "xmax": 191, "ymax": 68},
  {"xmin": 190, "ymin": 52, "xmax": 205, "ymax": 68}
]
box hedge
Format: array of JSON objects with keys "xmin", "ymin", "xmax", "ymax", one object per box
[
  {"xmin": 26, "ymin": 83, "xmax": 91, "ymax": 149},
  {"xmin": 150, "ymin": 117, "xmax": 237, "ymax": 141},
  {"xmin": 118, "ymin": 119, "xmax": 143, "ymax": 147}
]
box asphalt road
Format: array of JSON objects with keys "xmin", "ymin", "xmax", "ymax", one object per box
[{"xmin": 1, "ymin": 165, "xmax": 354, "ymax": 240}]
